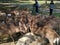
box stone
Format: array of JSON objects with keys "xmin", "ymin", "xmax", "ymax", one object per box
[{"xmin": 16, "ymin": 33, "xmax": 49, "ymax": 45}]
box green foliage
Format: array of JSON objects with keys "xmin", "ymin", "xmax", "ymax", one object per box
[
  {"xmin": 0, "ymin": 0, "xmax": 60, "ymax": 3},
  {"xmin": 0, "ymin": 0, "xmax": 19, "ymax": 3}
]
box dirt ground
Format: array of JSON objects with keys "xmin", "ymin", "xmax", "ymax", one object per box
[{"xmin": 0, "ymin": 42, "xmax": 16, "ymax": 45}]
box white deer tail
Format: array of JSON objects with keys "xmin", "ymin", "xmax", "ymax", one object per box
[{"xmin": 53, "ymin": 37, "xmax": 60, "ymax": 45}]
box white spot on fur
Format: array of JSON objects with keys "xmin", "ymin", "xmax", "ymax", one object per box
[
  {"xmin": 8, "ymin": 14, "xmax": 11, "ymax": 16},
  {"xmin": 25, "ymin": 32, "xmax": 34, "ymax": 36}
]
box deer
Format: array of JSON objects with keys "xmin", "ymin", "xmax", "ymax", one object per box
[{"xmin": 29, "ymin": 15, "xmax": 60, "ymax": 45}]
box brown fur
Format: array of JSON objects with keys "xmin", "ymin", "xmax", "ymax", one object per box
[
  {"xmin": 29, "ymin": 16, "xmax": 60, "ymax": 45},
  {"xmin": 0, "ymin": 10, "xmax": 60, "ymax": 45}
]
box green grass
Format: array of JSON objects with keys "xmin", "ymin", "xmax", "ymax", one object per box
[
  {"xmin": 0, "ymin": 1, "xmax": 60, "ymax": 17},
  {"xmin": 53, "ymin": 13, "xmax": 60, "ymax": 17}
]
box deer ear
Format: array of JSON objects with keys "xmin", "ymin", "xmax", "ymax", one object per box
[{"xmin": 28, "ymin": 16, "xmax": 32, "ymax": 22}]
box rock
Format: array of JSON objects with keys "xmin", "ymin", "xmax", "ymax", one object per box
[{"xmin": 16, "ymin": 33, "xmax": 49, "ymax": 45}]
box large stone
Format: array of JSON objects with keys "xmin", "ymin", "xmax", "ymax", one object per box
[{"xmin": 16, "ymin": 33, "xmax": 50, "ymax": 45}]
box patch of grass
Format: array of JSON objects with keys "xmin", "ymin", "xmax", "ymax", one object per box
[{"xmin": 53, "ymin": 13, "xmax": 60, "ymax": 17}]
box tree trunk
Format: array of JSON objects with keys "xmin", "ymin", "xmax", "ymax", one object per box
[{"xmin": 45, "ymin": 0, "xmax": 47, "ymax": 5}]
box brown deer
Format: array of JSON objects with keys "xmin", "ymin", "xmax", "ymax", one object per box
[{"xmin": 29, "ymin": 16, "xmax": 60, "ymax": 45}]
